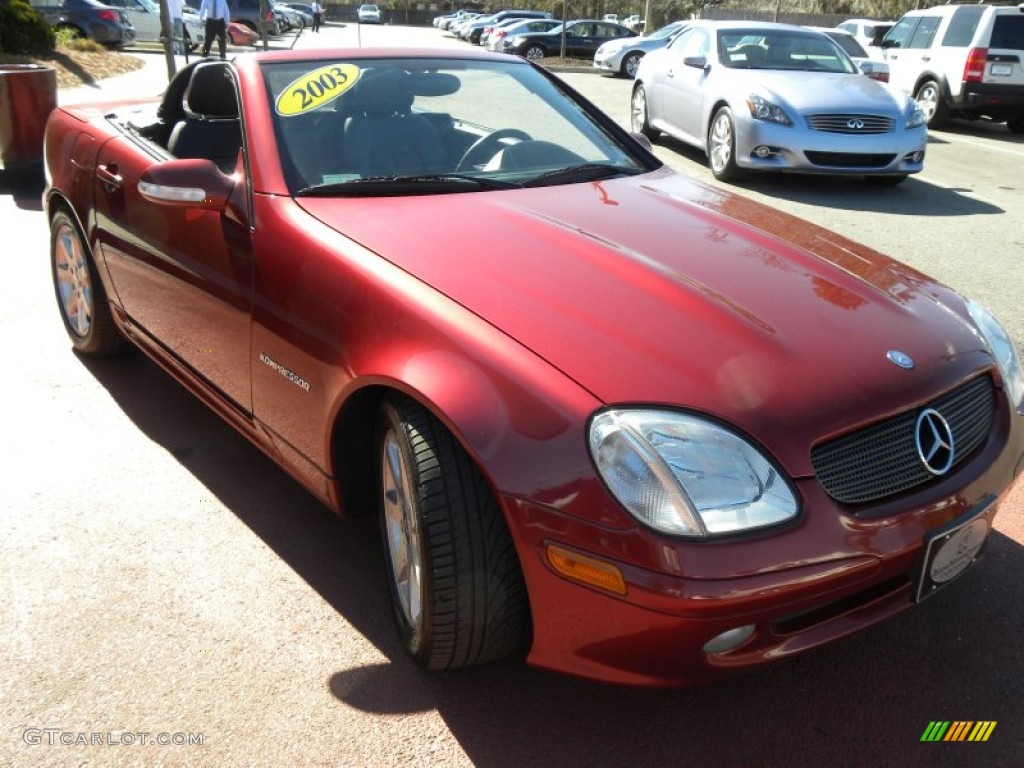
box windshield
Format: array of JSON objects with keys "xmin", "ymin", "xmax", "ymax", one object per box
[
  {"xmin": 719, "ymin": 31, "xmax": 857, "ymax": 73},
  {"xmin": 649, "ymin": 22, "xmax": 685, "ymax": 40},
  {"xmin": 262, "ymin": 57, "xmax": 653, "ymax": 196}
]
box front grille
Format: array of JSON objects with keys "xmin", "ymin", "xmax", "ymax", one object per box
[
  {"xmin": 804, "ymin": 151, "xmax": 897, "ymax": 168},
  {"xmin": 810, "ymin": 375, "xmax": 995, "ymax": 505},
  {"xmin": 807, "ymin": 114, "xmax": 894, "ymax": 134}
]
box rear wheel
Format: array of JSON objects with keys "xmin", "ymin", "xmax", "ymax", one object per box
[
  {"xmin": 630, "ymin": 84, "xmax": 658, "ymax": 140},
  {"xmin": 708, "ymin": 107, "xmax": 742, "ymax": 183},
  {"xmin": 1008, "ymin": 115, "xmax": 1024, "ymax": 134},
  {"xmin": 914, "ymin": 79, "xmax": 950, "ymax": 129},
  {"xmin": 377, "ymin": 396, "xmax": 529, "ymax": 671},
  {"xmin": 50, "ymin": 209, "xmax": 129, "ymax": 356}
]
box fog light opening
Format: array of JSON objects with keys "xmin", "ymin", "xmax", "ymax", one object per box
[
  {"xmin": 702, "ymin": 625, "xmax": 756, "ymax": 654},
  {"xmin": 753, "ymin": 145, "xmax": 776, "ymax": 159},
  {"xmin": 907, "ymin": 150, "xmax": 924, "ymax": 163}
]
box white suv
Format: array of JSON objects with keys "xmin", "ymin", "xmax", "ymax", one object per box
[{"xmin": 880, "ymin": 3, "xmax": 1024, "ymax": 132}]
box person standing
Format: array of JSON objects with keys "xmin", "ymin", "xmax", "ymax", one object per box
[
  {"xmin": 311, "ymin": 1, "xmax": 324, "ymax": 33},
  {"xmin": 167, "ymin": 0, "xmax": 186, "ymax": 54},
  {"xmin": 199, "ymin": 0, "xmax": 230, "ymax": 59}
]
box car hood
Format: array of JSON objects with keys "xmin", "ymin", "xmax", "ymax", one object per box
[
  {"xmin": 734, "ymin": 70, "xmax": 909, "ymax": 114},
  {"xmin": 297, "ymin": 169, "xmax": 989, "ymax": 475}
]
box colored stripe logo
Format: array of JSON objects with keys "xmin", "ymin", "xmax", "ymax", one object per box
[{"xmin": 921, "ymin": 721, "xmax": 996, "ymax": 742}]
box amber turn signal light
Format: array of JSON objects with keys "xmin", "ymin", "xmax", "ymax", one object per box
[{"xmin": 546, "ymin": 544, "xmax": 627, "ymax": 595}]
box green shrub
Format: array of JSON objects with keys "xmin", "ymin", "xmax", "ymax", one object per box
[
  {"xmin": 61, "ymin": 37, "xmax": 106, "ymax": 53},
  {"xmin": 0, "ymin": 0, "xmax": 55, "ymax": 55}
]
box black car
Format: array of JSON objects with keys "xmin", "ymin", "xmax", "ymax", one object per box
[
  {"xmin": 504, "ymin": 19, "xmax": 636, "ymax": 60},
  {"xmin": 461, "ymin": 9, "xmax": 552, "ymax": 45},
  {"xmin": 28, "ymin": 0, "xmax": 135, "ymax": 47}
]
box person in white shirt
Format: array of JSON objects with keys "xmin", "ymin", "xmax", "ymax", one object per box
[
  {"xmin": 167, "ymin": 0, "xmax": 185, "ymax": 54},
  {"xmin": 199, "ymin": 0, "xmax": 230, "ymax": 59},
  {"xmin": 312, "ymin": 1, "xmax": 323, "ymax": 33}
]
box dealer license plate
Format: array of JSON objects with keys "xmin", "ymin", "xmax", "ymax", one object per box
[
  {"xmin": 915, "ymin": 500, "xmax": 993, "ymax": 603},
  {"xmin": 990, "ymin": 63, "xmax": 1013, "ymax": 76}
]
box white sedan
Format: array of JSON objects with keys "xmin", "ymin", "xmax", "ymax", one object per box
[{"xmin": 632, "ymin": 20, "xmax": 927, "ymax": 185}]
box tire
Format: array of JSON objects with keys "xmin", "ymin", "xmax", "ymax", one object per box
[
  {"xmin": 524, "ymin": 44, "xmax": 545, "ymax": 62},
  {"xmin": 708, "ymin": 107, "xmax": 742, "ymax": 183},
  {"xmin": 377, "ymin": 396, "xmax": 530, "ymax": 671},
  {"xmin": 914, "ymin": 79, "xmax": 950, "ymax": 129},
  {"xmin": 622, "ymin": 52, "xmax": 643, "ymax": 79},
  {"xmin": 1008, "ymin": 115, "xmax": 1024, "ymax": 135},
  {"xmin": 865, "ymin": 175, "xmax": 908, "ymax": 186},
  {"xmin": 50, "ymin": 209, "xmax": 130, "ymax": 356},
  {"xmin": 630, "ymin": 84, "xmax": 658, "ymax": 140}
]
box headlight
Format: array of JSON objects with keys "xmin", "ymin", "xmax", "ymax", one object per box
[
  {"xmin": 906, "ymin": 105, "xmax": 927, "ymax": 129},
  {"xmin": 966, "ymin": 299, "xmax": 1024, "ymax": 412},
  {"xmin": 589, "ymin": 409, "xmax": 799, "ymax": 538},
  {"xmin": 746, "ymin": 94, "xmax": 792, "ymax": 126}
]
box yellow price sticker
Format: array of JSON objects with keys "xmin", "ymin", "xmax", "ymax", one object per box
[{"xmin": 275, "ymin": 64, "xmax": 362, "ymax": 116}]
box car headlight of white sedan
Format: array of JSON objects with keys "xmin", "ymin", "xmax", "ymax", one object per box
[
  {"xmin": 746, "ymin": 94, "xmax": 792, "ymax": 126},
  {"xmin": 589, "ymin": 409, "xmax": 799, "ymax": 537}
]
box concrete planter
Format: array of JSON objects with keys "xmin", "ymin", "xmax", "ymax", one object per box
[{"xmin": 0, "ymin": 64, "xmax": 57, "ymax": 173}]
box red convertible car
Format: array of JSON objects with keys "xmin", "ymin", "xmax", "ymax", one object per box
[{"xmin": 44, "ymin": 49, "xmax": 1024, "ymax": 686}]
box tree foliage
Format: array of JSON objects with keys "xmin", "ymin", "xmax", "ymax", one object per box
[{"xmin": 0, "ymin": 0, "xmax": 55, "ymax": 55}]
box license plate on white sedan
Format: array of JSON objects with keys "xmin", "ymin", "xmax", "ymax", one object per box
[
  {"xmin": 990, "ymin": 63, "xmax": 1013, "ymax": 76},
  {"xmin": 915, "ymin": 499, "xmax": 993, "ymax": 603}
]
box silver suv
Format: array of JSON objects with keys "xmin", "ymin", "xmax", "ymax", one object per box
[{"xmin": 881, "ymin": 3, "xmax": 1024, "ymax": 132}]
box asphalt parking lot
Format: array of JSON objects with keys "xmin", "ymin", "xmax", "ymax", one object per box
[{"xmin": 1, "ymin": 24, "xmax": 1022, "ymax": 767}]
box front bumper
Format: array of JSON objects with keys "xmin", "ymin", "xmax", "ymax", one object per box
[
  {"xmin": 593, "ymin": 53, "xmax": 623, "ymax": 73},
  {"xmin": 507, "ymin": 401, "xmax": 1024, "ymax": 686},
  {"xmin": 733, "ymin": 115, "xmax": 926, "ymax": 176}
]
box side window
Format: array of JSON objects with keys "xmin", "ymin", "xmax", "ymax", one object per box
[
  {"xmin": 838, "ymin": 22, "xmax": 855, "ymax": 36},
  {"xmin": 669, "ymin": 28, "xmax": 695, "ymax": 56},
  {"xmin": 907, "ymin": 16, "xmax": 941, "ymax": 49},
  {"xmin": 883, "ymin": 16, "xmax": 919, "ymax": 49},
  {"xmin": 942, "ymin": 6, "xmax": 985, "ymax": 47}
]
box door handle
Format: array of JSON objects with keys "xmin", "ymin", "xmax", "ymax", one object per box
[{"xmin": 96, "ymin": 164, "xmax": 122, "ymax": 190}]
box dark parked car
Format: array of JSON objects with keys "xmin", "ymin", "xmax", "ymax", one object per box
[
  {"xmin": 504, "ymin": 19, "xmax": 636, "ymax": 60},
  {"xmin": 460, "ymin": 9, "xmax": 551, "ymax": 45},
  {"xmin": 28, "ymin": 0, "xmax": 136, "ymax": 47}
]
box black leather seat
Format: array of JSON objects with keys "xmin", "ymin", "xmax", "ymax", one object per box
[
  {"xmin": 341, "ymin": 69, "xmax": 447, "ymax": 178},
  {"xmin": 167, "ymin": 63, "xmax": 242, "ymax": 173}
]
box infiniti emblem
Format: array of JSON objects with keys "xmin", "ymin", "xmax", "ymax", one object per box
[
  {"xmin": 915, "ymin": 408, "xmax": 955, "ymax": 476},
  {"xmin": 887, "ymin": 350, "xmax": 914, "ymax": 369},
  {"xmin": 847, "ymin": 118, "xmax": 866, "ymax": 130}
]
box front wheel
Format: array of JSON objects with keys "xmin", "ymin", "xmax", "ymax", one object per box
[
  {"xmin": 630, "ymin": 84, "xmax": 658, "ymax": 140},
  {"xmin": 50, "ymin": 209, "xmax": 129, "ymax": 356},
  {"xmin": 914, "ymin": 79, "xmax": 950, "ymax": 129},
  {"xmin": 708, "ymin": 107, "xmax": 742, "ymax": 183},
  {"xmin": 622, "ymin": 52, "xmax": 643, "ymax": 79},
  {"xmin": 377, "ymin": 396, "xmax": 529, "ymax": 671},
  {"xmin": 524, "ymin": 44, "xmax": 545, "ymax": 61}
]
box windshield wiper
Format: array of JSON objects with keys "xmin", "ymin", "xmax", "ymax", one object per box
[
  {"xmin": 522, "ymin": 163, "xmax": 643, "ymax": 188},
  {"xmin": 296, "ymin": 173, "xmax": 520, "ymax": 197}
]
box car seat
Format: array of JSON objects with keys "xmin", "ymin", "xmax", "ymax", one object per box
[{"xmin": 167, "ymin": 62, "xmax": 243, "ymax": 174}]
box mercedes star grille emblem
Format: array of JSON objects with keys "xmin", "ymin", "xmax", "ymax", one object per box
[
  {"xmin": 887, "ymin": 350, "xmax": 914, "ymax": 369},
  {"xmin": 915, "ymin": 408, "xmax": 955, "ymax": 476},
  {"xmin": 847, "ymin": 118, "xmax": 866, "ymax": 130}
]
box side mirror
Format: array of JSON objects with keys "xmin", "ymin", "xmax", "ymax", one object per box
[
  {"xmin": 682, "ymin": 54, "xmax": 708, "ymax": 69},
  {"xmin": 138, "ymin": 158, "xmax": 234, "ymax": 209},
  {"xmin": 630, "ymin": 131, "xmax": 653, "ymax": 151}
]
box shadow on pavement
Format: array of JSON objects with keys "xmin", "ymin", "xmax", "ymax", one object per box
[
  {"xmin": 0, "ymin": 168, "xmax": 45, "ymax": 211},
  {"xmin": 655, "ymin": 136, "xmax": 1004, "ymax": 217},
  {"xmin": 81, "ymin": 350, "xmax": 1024, "ymax": 768}
]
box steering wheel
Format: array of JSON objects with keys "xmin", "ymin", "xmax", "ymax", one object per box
[{"xmin": 456, "ymin": 128, "xmax": 533, "ymax": 172}]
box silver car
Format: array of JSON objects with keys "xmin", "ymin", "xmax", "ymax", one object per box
[
  {"xmin": 593, "ymin": 20, "xmax": 687, "ymax": 78},
  {"xmin": 632, "ymin": 21, "xmax": 927, "ymax": 185}
]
